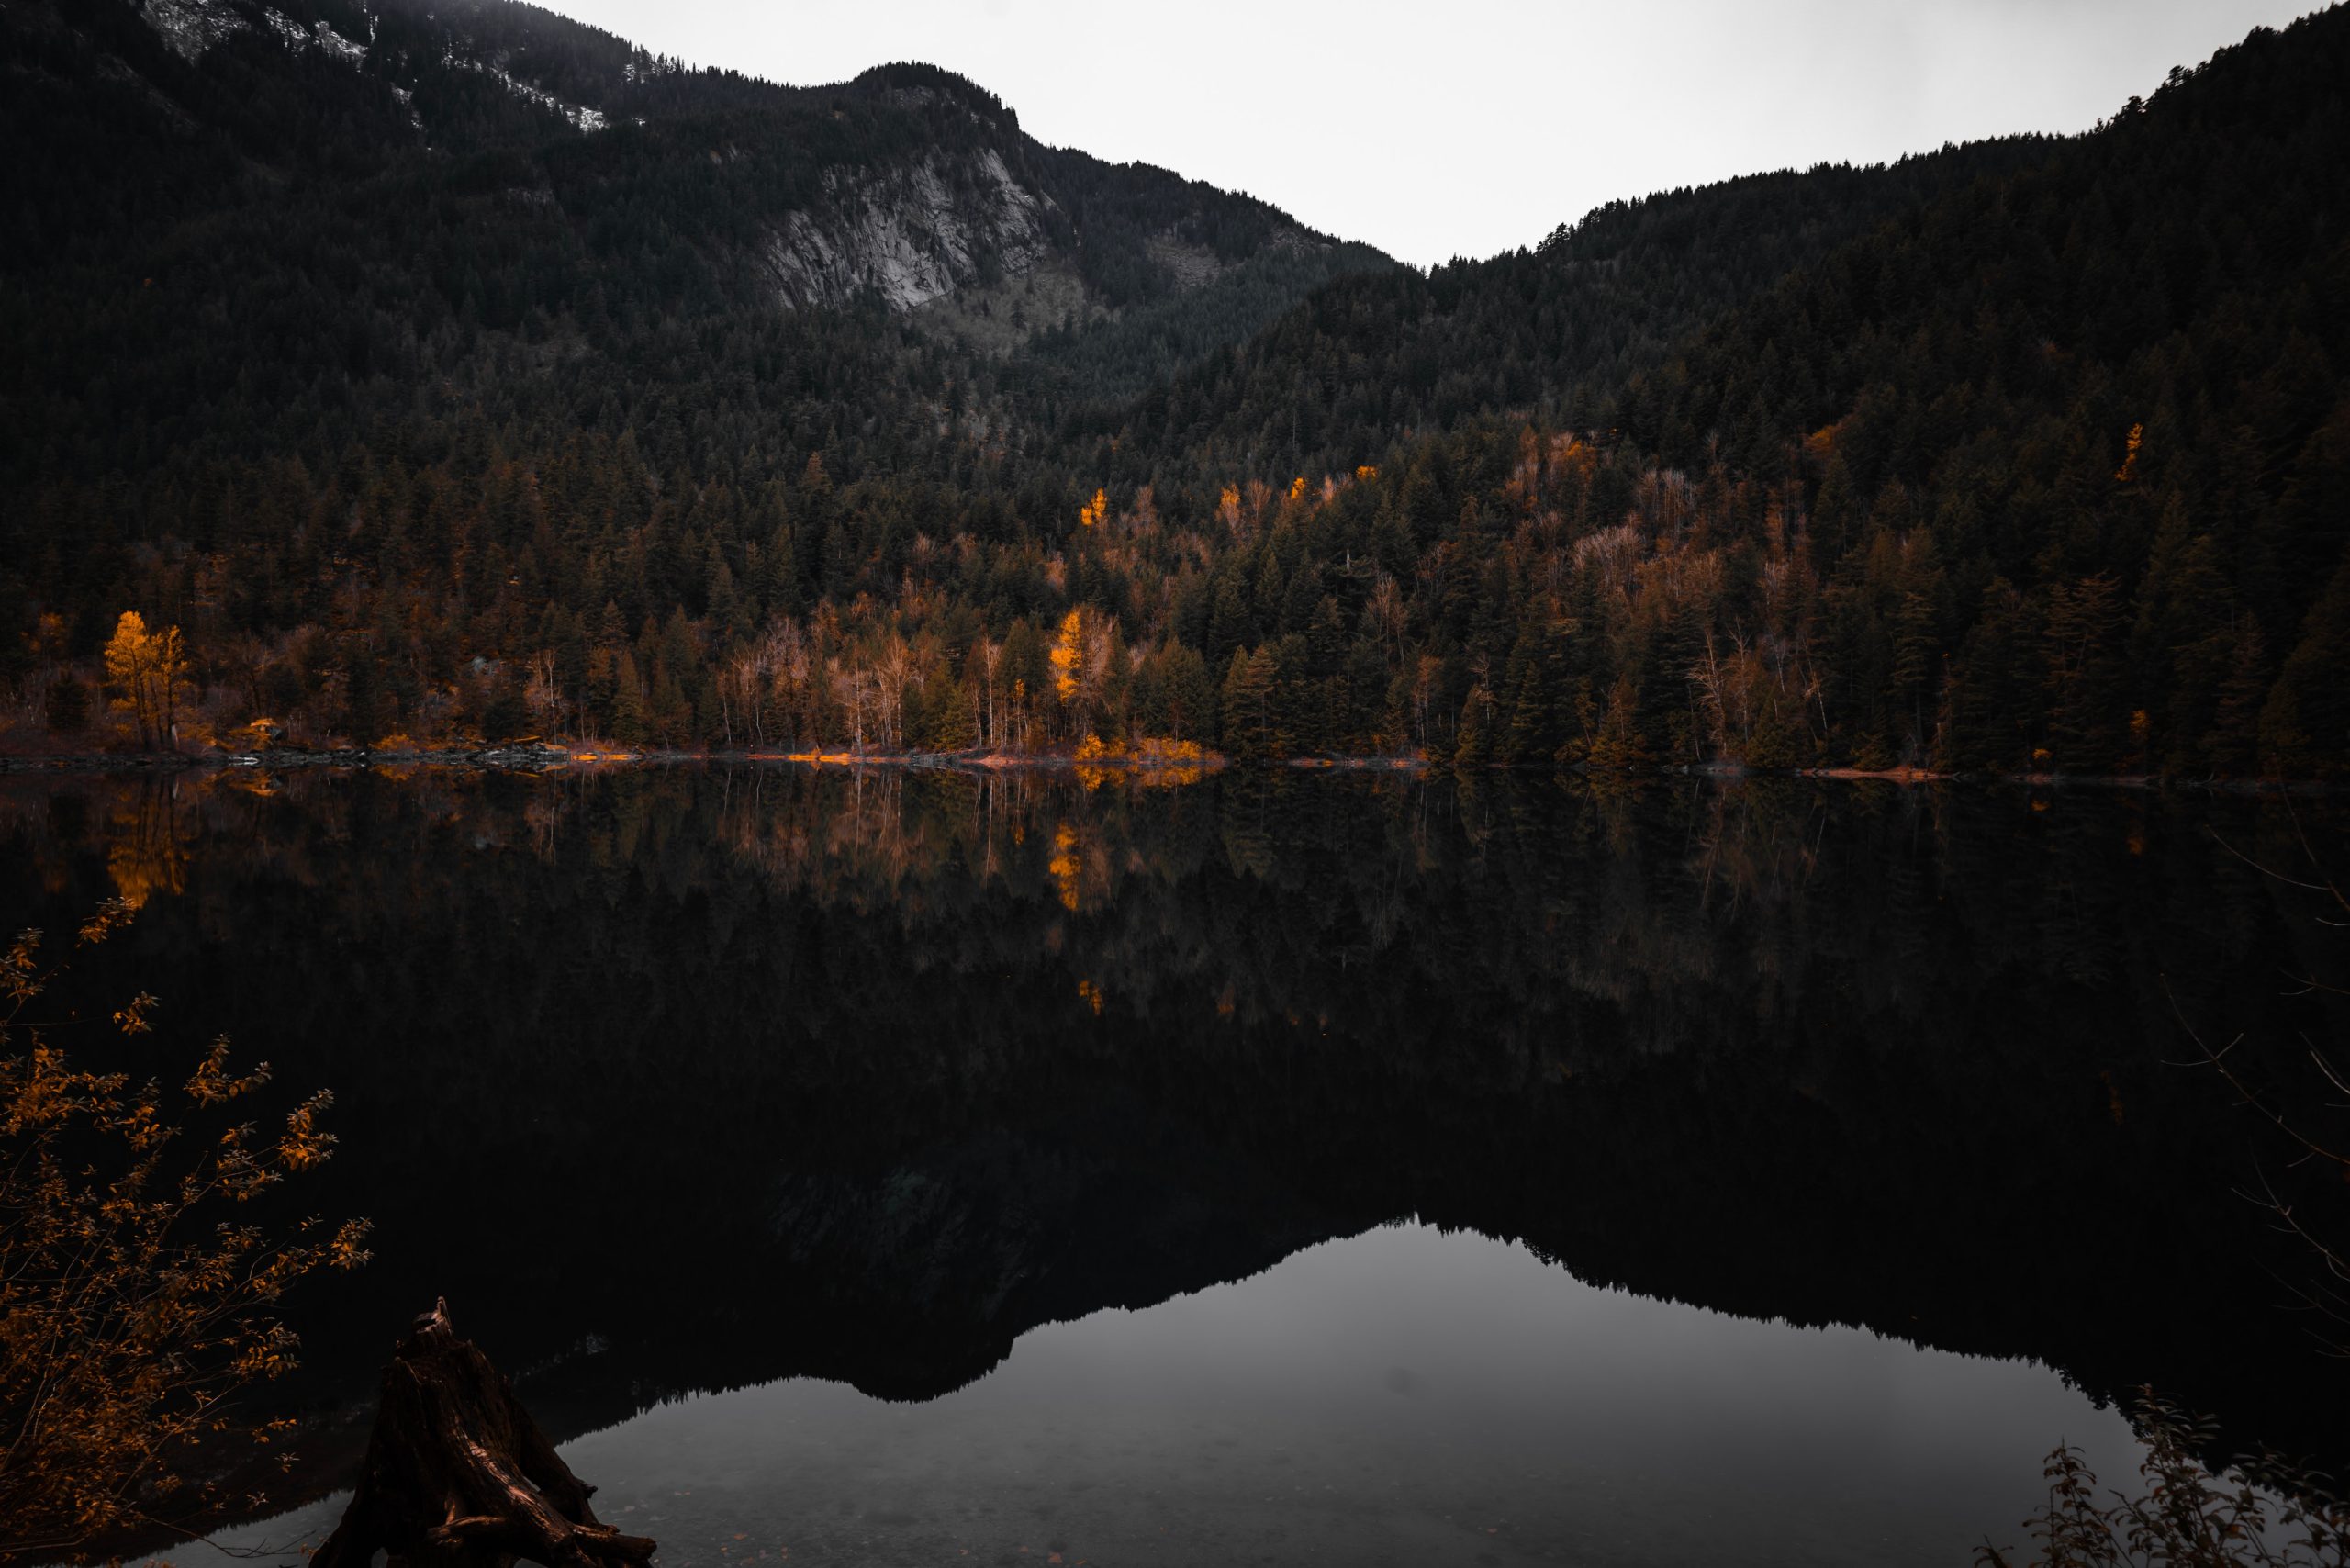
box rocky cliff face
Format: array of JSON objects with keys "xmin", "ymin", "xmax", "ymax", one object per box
[
  {"xmin": 139, "ymin": 0, "xmax": 269, "ymax": 62},
  {"xmin": 764, "ymin": 147, "xmax": 1052, "ymax": 312}
]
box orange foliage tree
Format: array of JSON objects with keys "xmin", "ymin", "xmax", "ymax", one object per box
[
  {"xmin": 100, "ymin": 612, "xmax": 190, "ymax": 751},
  {"xmin": 1048, "ymin": 607, "xmax": 1114, "ymax": 743},
  {"xmin": 0, "ymin": 901, "xmax": 370, "ymax": 1561}
]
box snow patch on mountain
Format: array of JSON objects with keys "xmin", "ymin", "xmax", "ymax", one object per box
[
  {"xmin": 139, "ymin": 0, "xmax": 368, "ymax": 65},
  {"xmin": 310, "ymin": 18, "xmax": 366, "ymax": 65},
  {"xmin": 765, "ymin": 149, "xmax": 1052, "ymax": 313},
  {"xmin": 137, "ymin": 0, "xmax": 591, "ymax": 134},
  {"xmin": 486, "ymin": 66, "xmax": 606, "ymax": 133},
  {"xmin": 439, "ymin": 50, "xmax": 609, "ymax": 133},
  {"xmin": 139, "ymin": 0, "xmax": 250, "ymax": 62}
]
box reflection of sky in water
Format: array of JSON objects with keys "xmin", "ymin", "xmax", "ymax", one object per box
[{"xmin": 175, "ymin": 1224, "xmax": 2142, "ymax": 1567}]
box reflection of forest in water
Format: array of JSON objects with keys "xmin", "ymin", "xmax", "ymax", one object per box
[{"xmin": 2, "ymin": 766, "xmax": 2345, "ymax": 1484}]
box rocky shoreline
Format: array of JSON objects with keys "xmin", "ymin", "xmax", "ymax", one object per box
[
  {"xmin": 0, "ymin": 745, "xmax": 2338, "ymax": 793},
  {"xmin": 0, "ymin": 742, "xmax": 581, "ymax": 774}
]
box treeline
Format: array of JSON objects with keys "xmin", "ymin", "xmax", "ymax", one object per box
[{"xmin": 0, "ymin": 408, "xmax": 2319, "ymax": 776}]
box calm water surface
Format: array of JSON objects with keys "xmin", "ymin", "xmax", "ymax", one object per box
[
  {"xmin": 6, "ymin": 767, "xmax": 2342, "ymax": 1565},
  {"xmin": 176, "ymin": 1224, "xmax": 2142, "ymax": 1567}
]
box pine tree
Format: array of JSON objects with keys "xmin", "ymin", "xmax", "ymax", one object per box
[
  {"xmin": 611, "ymin": 650, "xmax": 650, "ymax": 746},
  {"xmin": 2260, "ymin": 554, "xmax": 2350, "ymax": 777},
  {"xmin": 1587, "ymin": 678, "xmax": 1651, "ymax": 771},
  {"xmin": 1220, "ymin": 647, "xmax": 1279, "ymax": 760},
  {"xmin": 2042, "ymin": 573, "xmax": 2127, "ymax": 772},
  {"xmin": 1454, "ymin": 683, "xmax": 1496, "ymax": 772},
  {"xmin": 2204, "ymin": 617, "xmax": 2268, "ymax": 778},
  {"xmin": 43, "ymin": 675, "xmax": 89, "ymax": 736}
]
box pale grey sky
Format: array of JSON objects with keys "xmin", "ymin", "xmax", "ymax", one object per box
[{"xmin": 539, "ymin": 0, "xmax": 2322, "ymax": 267}]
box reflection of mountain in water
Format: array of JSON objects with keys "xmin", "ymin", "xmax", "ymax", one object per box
[{"xmin": 4, "ymin": 767, "xmax": 2345, "ymax": 1483}]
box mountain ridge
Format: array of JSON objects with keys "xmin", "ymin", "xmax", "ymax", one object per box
[{"xmin": 5, "ymin": 0, "xmax": 1391, "ymax": 363}]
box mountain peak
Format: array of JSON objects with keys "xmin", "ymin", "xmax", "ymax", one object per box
[{"xmin": 848, "ymin": 62, "xmax": 1019, "ymax": 131}]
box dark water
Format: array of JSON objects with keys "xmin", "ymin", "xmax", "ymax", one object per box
[{"xmin": 5, "ymin": 767, "xmax": 2345, "ymax": 1564}]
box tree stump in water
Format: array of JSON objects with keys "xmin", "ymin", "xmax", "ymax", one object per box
[{"xmin": 311, "ymin": 1300, "xmax": 656, "ymax": 1568}]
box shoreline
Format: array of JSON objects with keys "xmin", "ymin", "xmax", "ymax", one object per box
[{"xmin": 0, "ymin": 745, "xmax": 2338, "ymax": 793}]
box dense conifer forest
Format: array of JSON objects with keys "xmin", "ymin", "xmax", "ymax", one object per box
[{"xmin": 3, "ymin": 0, "xmax": 2345, "ymax": 777}]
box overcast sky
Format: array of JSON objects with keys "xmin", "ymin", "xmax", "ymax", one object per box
[{"xmin": 537, "ymin": 0, "xmax": 2319, "ymax": 267}]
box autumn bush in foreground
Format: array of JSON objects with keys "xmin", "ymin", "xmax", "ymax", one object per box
[
  {"xmin": 1980, "ymin": 1392, "xmax": 2350, "ymax": 1567},
  {"xmin": 0, "ymin": 901, "xmax": 369, "ymax": 1562}
]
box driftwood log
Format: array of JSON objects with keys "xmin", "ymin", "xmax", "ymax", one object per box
[{"xmin": 311, "ymin": 1300, "xmax": 656, "ymax": 1568}]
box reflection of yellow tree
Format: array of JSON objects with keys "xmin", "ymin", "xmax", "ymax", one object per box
[
  {"xmin": 1131, "ymin": 736, "xmax": 1208, "ymax": 788},
  {"xmin": 105, "ymin": 792, "xmax": 188, "ymax": 909},
  {"xmin": 105, "ymin": 840, "xmax": 185, "ymax": 910},
  {"xmin": 1072, "ymin": 733, "xmax": 1121, "ymax": 792},
  {"xmin": 1048, "ymin": 823, "xmax": 1082, "ymax": 912},
  {"xmin": 702, "ymin": 772, "xmax": 1197, "ymax": 909}
]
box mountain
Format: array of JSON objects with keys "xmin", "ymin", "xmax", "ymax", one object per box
[
  {"xmin": 3, "ymin": 0, "xmax": 2345, "ymax": 779},
  {"xmin": 2, "ymin": 0, "xmax": 1393, "ymax": 476}
]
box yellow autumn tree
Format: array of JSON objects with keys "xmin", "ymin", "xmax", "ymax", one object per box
[
  {"xmin": 1049, "ymin": 607, "xmax": 1113, "ymax": 743},
  {"xmin": 1049, "ymin": 608, "xmax": 1085, "ymax": 705},
  {"xmin": 1215, "ymin": 485, "xmax": 1244, "ymax": 538},
  {"xmin": 101, "ymin": 611, "xmax": 190, "ymax": 751},
  {"xmin": 1077, "ymin": 488, "xmax": 1107, "ymax": 530}
]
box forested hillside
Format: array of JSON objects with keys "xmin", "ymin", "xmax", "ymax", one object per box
[
  {"xmin": 3, "ymin": 0, "xmax": 2344, "ymax": 777},
  {"xmin": 1067, "ymin": 8, "xmax": 2350, "ymax": 776},
  {"xmin": 1085, "ymin": 140, "xmax": 2057, "ymax": 470}
]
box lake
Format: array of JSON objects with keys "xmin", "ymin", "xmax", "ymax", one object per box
[{"xmin": 4, "ymin": 766, "xmax": 2344, "ymax": 1564}]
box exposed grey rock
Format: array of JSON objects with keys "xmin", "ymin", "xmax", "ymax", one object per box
[{"xmin": 764, "ymin": 149, "xmax": 1051, "ymax": 313}]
